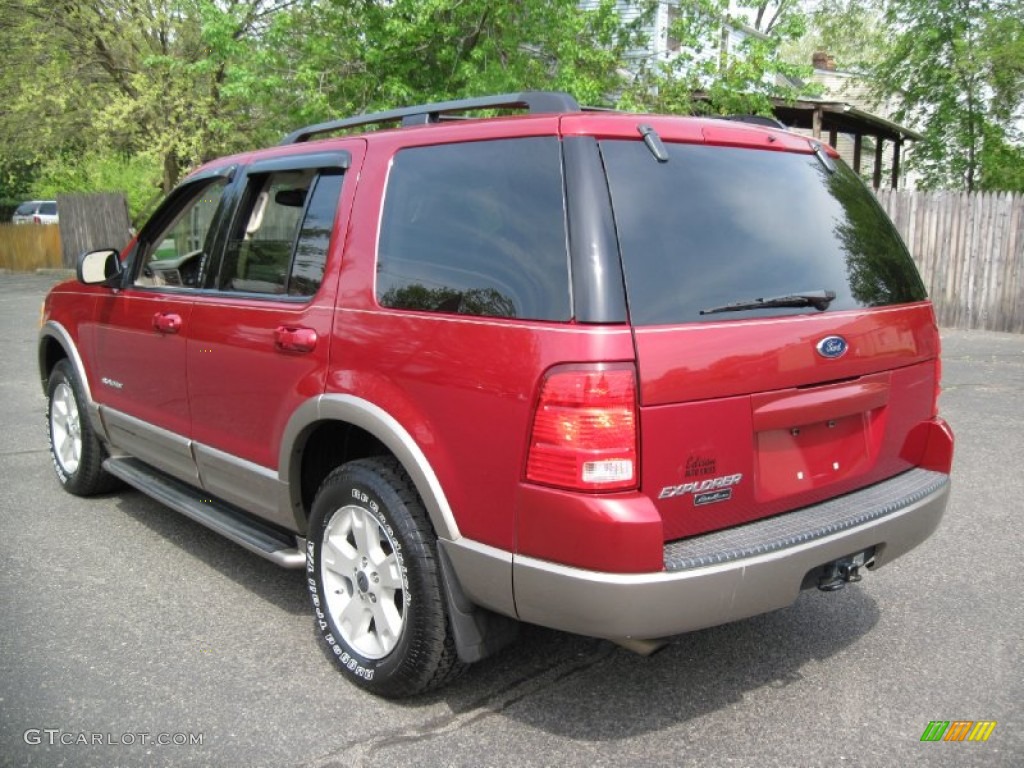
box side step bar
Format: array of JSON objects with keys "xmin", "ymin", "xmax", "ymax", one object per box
[{"xmin": 103, "ymin": 457, "xmax": 305, "ymax": 569}]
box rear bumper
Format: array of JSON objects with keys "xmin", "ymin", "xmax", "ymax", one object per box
[{"xmin": 447, "ymin": 468, "xmax": 949, "ymax": 641}]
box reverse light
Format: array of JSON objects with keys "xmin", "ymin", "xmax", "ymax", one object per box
[{"xmin": 526, "ymin": 365, "xmax": 638, "ymax": 491}]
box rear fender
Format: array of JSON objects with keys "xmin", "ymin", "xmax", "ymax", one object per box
[{"xmin": 278, "ymin": 394, "xmax": 460, "ymax": 541}]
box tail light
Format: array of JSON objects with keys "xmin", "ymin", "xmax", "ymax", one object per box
[
  {"xmin": 526, "ymin": 365, "xmax": 638, "ymax": 491},
  {"xmin": 33, "ymin": 214, "xmax": 40, "ymax": 224},
  {"xmin": 932, "ymin": 356, "xmax": 942, "ymax": 418}
]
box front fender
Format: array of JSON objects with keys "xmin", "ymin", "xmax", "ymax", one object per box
[{"xmin": 39, "ymin": 320, "xmax": 106, "ymax": 438}]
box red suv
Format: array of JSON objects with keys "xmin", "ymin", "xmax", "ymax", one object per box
[{"xmin": 39, "ymin": 92, "xmax": 953, "ymax": 697}]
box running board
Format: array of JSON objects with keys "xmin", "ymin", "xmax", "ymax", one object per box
[{"xmin": 103, "ymin": 457, "xmax": 305, "ymax": 569}]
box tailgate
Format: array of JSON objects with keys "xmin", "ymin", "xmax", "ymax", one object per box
[
  {"xmin": 637, "ymin": 305, "xmax": 939, "ymax": 541},
  {"xmin": 597, "ymin": 131, "xmax": 939, "ymax": 543}
]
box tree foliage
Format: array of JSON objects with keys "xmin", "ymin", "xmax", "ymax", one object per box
[
  {"xmin": 0, "ymin": 0, "xmax": 648, "ymax": 203},
  {"xmin": 243, "ymin": 0, "xmax": 648, "ymax": 130},
  {"xmin": 30, "ymin": 153, "xmax": 165, "ymax": 223},
  {"xmin": 621, "ymin": 0, "xmax": 816, "ymax": 117},
  {"xmin": 782, "ymin": 0, "xmax": 888, "ymax": 71},
  {"xmin": 0, "ymin": 0, "xmax": 302, "ymax": 202},
  {"xmin": 870, "ymin": 0, "xmax": 1024, "ymax": 191},
  {"xmin": 2, "ymin": 0, "xmax": 1022, "ymax": 204}
]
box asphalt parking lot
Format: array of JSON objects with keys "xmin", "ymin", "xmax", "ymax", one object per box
[{"xmin": 0, "ymin": 271, "xmax": 1021, "ymax": 767}]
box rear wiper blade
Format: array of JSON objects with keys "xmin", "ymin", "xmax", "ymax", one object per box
[{"xmin": 700, "ymin": 289, "xmax": 836, "ymax": 316}]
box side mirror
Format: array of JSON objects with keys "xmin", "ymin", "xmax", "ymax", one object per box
[{"xmin": 77, "ymin": 249, "xmax": 123, "ymax": 286}]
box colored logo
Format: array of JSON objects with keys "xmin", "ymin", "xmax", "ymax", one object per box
[
  {"xmin": 815, "ymin": 335, "xmax": 848, "ymax": 359},
  {"xmin": 920, "ymin": 721, "xmax": 997, "ymax": 742}
]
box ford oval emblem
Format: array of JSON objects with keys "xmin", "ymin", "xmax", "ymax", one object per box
[{"xmin": 816, "ymin": 335, "xmax": 848, "ymax": 359}]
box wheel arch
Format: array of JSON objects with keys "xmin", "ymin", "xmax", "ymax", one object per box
[
  {"xmin": 38, "ymin": 321, "xmax": 105, "ymax": 435},
  {"xmin": 279, "ymin": 394, "xmax": 461, "ymax": 542}
]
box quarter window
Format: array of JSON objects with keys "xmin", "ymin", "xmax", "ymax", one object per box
[
  {"xmin": 290, "ymin": 174, "xmax": 343, "ymax": 297},
  {"xmin": 376, "ymin": 138, "xmax": 571, "ymax": 321}
]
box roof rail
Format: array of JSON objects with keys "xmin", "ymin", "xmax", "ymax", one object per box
[
  {"xmin": 280, "ymin": 91, "xmax": 581, "ymax": 145},
  {"xmin": 717, "ymin": 115, "xmax": 788, "ymax": 130}
]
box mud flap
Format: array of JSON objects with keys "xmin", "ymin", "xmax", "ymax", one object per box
[{"xmin": 438, "ymin": 547, "xmax": 520, "ymax": 663}]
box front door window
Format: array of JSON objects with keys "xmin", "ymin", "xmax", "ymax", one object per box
[{"xmin": 135, "ymin": 180, "xmax": 228, "ymax": 289}]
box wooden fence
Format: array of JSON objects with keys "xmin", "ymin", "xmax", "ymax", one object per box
[
  {"xmin": 57, "ymin": 192, "xmax": 132, "ymax": 268},
  {"xmin": 0, "ymin": 223, "xmax": 62, "ymax": 271},
  {"xmin": 876, "ymin": 189, "xmax": 1023, "ymax": 333}
]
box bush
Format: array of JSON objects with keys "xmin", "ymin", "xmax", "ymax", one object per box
[{"xmin": 30, "ymin": 152, "xmax": 162, "ymax": 225}]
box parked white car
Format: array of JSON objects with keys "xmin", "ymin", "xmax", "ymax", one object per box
[{"xmin": 12, "ymin": 200, "xmax": 58, "ymax": 225}]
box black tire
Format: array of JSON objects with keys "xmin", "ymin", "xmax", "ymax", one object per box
[
  {"xmin": 46, "ymin": 359, "xmax": 120, "ymax": 496},
  {"xmin": 307, "ymin": 456, "xmax": 463, "ymax": 697}
]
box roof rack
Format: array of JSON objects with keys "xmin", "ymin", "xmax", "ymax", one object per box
[{"xmin": 280, "ymin": 91, "xmax": 581, "ymax": 145}]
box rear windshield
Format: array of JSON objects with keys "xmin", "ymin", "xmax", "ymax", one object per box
[
  {"xmin": 600, "ymin": 140, "xmax": 926, "ymax": 326},
  {"xmin": 39, "ymin": 202, "xmax": 57, "ymax": 215}
]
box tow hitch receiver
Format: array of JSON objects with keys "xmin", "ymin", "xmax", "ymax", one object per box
[{"xmin": 817, "ymin": 549, "xmax": 874, "ymax": 592}]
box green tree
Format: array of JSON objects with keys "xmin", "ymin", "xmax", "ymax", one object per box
[
  {"xmin": 783, "ymin": 0, "xmax": 888, "ymax": 71},
  {"xmin": 29, "ymin": 153, "xmax": 164, "ymax": 224},
  {"xmin": 0, "ymin": 1, "xmax": 296, "ymax": 194},
  {"xmin": 0, "ymin": 0, "xmax": 650, "ymax": 198},
  {"xmin": 871, "ymin": 0, "xmax": 1024, "ymax": 191},
  {"xmin": 745, "ymin": 0, "xmax": 802, "ymax": 35},
  {"xmin": 243, "ymin": 0, "xmax": 648, "ymax": 129},
  {"xmin": 621, "ymin": 0, "xmax": 817, "ymax": 116}
]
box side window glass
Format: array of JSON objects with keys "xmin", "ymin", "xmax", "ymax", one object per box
[
  {"xmin": 376, "ymin": 137, "xmax": 571, "ymax": 321},
  {"xmin": 219, "ymin": 170, "xmax": 313, "ymax": 294},
  {"xmin": 135, "ymin": 179, "xmax": 228, "ymax": 288},
  {"xmin": 289, "ymin": 173, "xmax": 343, "ymax": 297}
]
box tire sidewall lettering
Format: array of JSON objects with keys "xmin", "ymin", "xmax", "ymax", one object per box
[
  {"xmin": 46, "ymin": 373, "xmax": 73, "ymax": 486},
  {"xmin": 307, "ymin": 511, "xmax": 384, "ymax": 683},
  {"xmin": 307, "ymin": 458, "xmax": 453, "ymax": 696}
]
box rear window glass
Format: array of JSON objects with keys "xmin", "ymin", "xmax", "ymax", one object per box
[
  {"xmin": 600, "ymin": 141, "xmax": 926, "ymax": 326},
  {"xmin": 220, "ymin": 170, "xmax": 313, "ymax": 294},
  {"xmin": 39, "ymin": 202, "xmax": 57, "ymax": 215},
  {"xmin": 290, "ymin": 173, "xmax": 343, "ymax": 296},
  {"xmin": 377, "ymin": 137, "xmax": 571, "ymax": 321},
  {"xmin": 218, "ymin": 169, "xmax": 341, "ymax": 297}
]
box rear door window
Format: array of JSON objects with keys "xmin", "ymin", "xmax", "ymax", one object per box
[
  {"xmin": 218, "ymin": 171, "xmax": 313, "ymax": 294},
  {"xmin": 216, "ymin": 170, "xmax": 342, "ymax": 297},
  {"xmin": 600, "ymin": 141, "xmax": 926, "ymax": 326},
  {"xmin": 377, "ymin": 137, "xmax": 571, "ymax": 321},
  {"xmin": 289, "ymin": 174, "xmax": 343, "ymax": 297}
]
